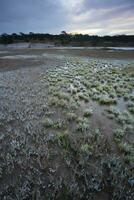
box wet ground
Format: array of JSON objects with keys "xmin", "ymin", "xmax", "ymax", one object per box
[{"xmin": 0, "ymin": 48, "xmax": 134, "ymax": 199}]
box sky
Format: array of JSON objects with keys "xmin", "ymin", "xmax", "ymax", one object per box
[{"xmin": 0, "ymin": 0, "xmax": 134, "ymax": 35}]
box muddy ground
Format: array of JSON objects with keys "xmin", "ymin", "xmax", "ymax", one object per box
[
  {"xmin": 0, "ymin": 48, "xmax": 134, "ymax": 199},
  {"xmin": 1, "ymin": 47, "xmax": 134, "ymax": 61}
]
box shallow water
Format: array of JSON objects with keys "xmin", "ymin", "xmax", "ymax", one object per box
[
  {"xmin": 0, "ymin": 43, "xmax": 134, "ymax": 51},
  {"xmin": 0, "ymin": 52, "xmax": 133, "ymax": 199},
  {"xmin": 1, "ymin": 54, "xmax": 41, "ymax": 59},
  {"xmin": 116, "ymin": 97, "xmax": 127, "ymax": 112}
]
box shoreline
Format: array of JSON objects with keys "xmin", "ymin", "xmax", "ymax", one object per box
[{"xmin": 0, "ymin": 48, "xmax": 134, "ymax": 60}]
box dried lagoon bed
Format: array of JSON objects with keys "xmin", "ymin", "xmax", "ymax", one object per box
[{"xmin": 0, "ymin": 49, "xmax": 134, "ymax": 199}]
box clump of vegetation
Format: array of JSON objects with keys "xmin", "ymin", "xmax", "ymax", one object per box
[
  {"xmin": 69, "ymin": 101, "xmax": 79, "ymax": 110},
  {"xmin": 42, "ymin": 117, "xmax": 66, "ymax": 129},
  {"xmin": 48, "ymin": 97, "xmax": 68, "ymax": 108},
  {"xmin": 83, "ymin": 108, "xmax": 93, "ymax": 117},
  {"xmin": 48, "ymin": 97, "xmax": 59, "ymax": 106},
  {"xmin": 123, "ymin": 65, "xmax": 134, "ymax": 77},
  {"xmin": 58, "ymin": 99, "xmax": 69, "ymax": 108},
  {"xmin": 93, "ymin": 128, "xmax": 103, "ymax": 142},
  {"xmin": 114, "ymin": 128, "xmax": 124, "ymax": 143},
  {"xmin": 118, "ymin": 142, "xmax": 132, "ymax": 154},
  {"xmin": 42, "ymin": 117, "xmax": 54, "ymax": 128},
  {"xmin": 56, "ymin": 132, "xmax": 70, "ymax": 151},
  {"xmin": 99, "ymin": 95, "xmax": 117, "ymax": 105},
  {"xmin": 128, "ymin": 106, "xmax": 134, "ymax": 114},
  {"xmin": 130, "ymin": 95, "xmax": 134, "ymax": 101},
  {"xmin": 76, "ymin": 117, "xmax": 90, "ymax": 132},
  {"xmin": 66, "ymin": 112, "xmax": 77, "ymax": 121},
  {"xmin": 123, "ymin": 93, "xmax": 131, "ymax": 101},
  {"xmin": 117, "ymin": 111, "xmax": 133, "ymax": 124},
  {"xmin": 67, "ymin": 84, "xmax": 77, "ymax": 94},
  {"xmin": 45, "ymin": 111, "xmax": 55, "ymax": 116},
  {"xmin": 53, "ymin": 120, "xmax": 66, "ymax": 129},
  {"xmin": 80, "ymin": 143, "xmax": 93, "ymax": 154},
  {"xmin": 124, "ymin": 154, "xmax": 134, "ymax": 164},
  {"xmin": 54, "ymin": 91, "xmax": 70, "ymax": 101},
  {"xmin": 106, "ymin": 106, "xmax": 120, "ymax": 116},
  {"xmin": 78, "ymin": 92, "xmax": 89, "ymax": 102}
]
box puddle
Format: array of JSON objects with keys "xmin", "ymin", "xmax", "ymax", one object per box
[
  {"xmin": 43, "ymin": 53, "xmax": 66, "ymax": 60},
  {"xmin": 116, "ymin": 97, "xmax": 127, "ymax": 112},
  {"xmin": 0, "ymin": 51, "xmax": 8, "ymax": 54},
  {"xmin": 79, "ymin": 100, "xmax": 117, "ymax": 140},
  {"xmin": 1, "ymin": 54, "xmax": 41, "ymax": 59}
]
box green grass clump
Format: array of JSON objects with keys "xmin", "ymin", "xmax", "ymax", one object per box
[
  {"xmin": 130, "ymin": 95, "xmax": 134, "ymax": 101},
  {"xmin": 66, "ymin": 112, "xmax": 77, "ymax": 121},
  {"xmin": 56, "ymin": 132, "xmax": 70, "ymax": 151},
  {"xmin": 49, "ymin": 97, "xmax": 68, "ymax": 108},
  {"xmin": 124, "ymin": 155, "xmax": 134, "ymax": 163},
  {"xmin": 82, "ymin": 80, "xmax": 91, "ymax": 89},
  {"xmin": 99, "ymin": 95, "xmax": 117, "ymax": 105},
  {"xmin": 58, "ymin": 99, "xmax": 68, "ymax": 108},
  {"xmin": 76, "ymin": 117, "xmax": 90, "ymax": 132},
  {"xmin": 83, "ymin": 108, "xmax": 93, "ymax": 117},
  {"xmin": 93, "ymin": 128, "xmax": 102, "ymax": 142},
  {"xmin": 117, "ymin": 111, "xmax": 133, "ymax": 125},
  {"xmin": 92, "ymin": 93, "xmax": 100, "ymax": 101},
  {"xmin": 67, "ymin": 84, "xmax": 77, "ymax": 94},
  {"xmin": 114, "ymin": 129, "xmax": 124, "ymax": 143},
  {"xmin": 48, "ymin": 97, "xmax": 59, "ymax": 106},
  {"xmin": 53, "ymin": 120, "xmax": 66, "ymax": 129},
  {"xmin": 80, "ymin": 143, "xmax": 93, "ymax": 154},
  {"xmin": 54, "ymin": 92, "xmax": 70, "ymax": 101},
  {"xmin": 43, "ymin": 117, "xmax": 66, "ymax": 129},
  {"xmin": 106, "ymin": 106, "xmax": 119, "ymax": 117},
  {"xmin": 45, "ymin": 111, "xmax": 54, "ymax": 116},
  {"xmin": 78, "ymin": 92, "xmax": 89, "ymax": 102},
  {"xmin": 43, "ymin": 118, "xmax": 54, "ymax": 128},
  {"xmin": 69, "ymin": 101, "xmax": 78, "ymax": 110},
  {"xmin": 123, "ymin": 93, "xmax": 131, "ymax": 101},
  {"xmin": 128, "ymin": 106, "xmax": 134, "ymax": 114},
  {"xmin": 122, "ymin": 65, "xmax": 134, "ymax": 77},
  {"xmin": 118, "ymin": 142, "xmax": 132, "ymax": 154}
]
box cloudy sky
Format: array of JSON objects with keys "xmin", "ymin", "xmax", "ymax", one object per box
[{"xmin": 0, "ymin": 0, "xmax": 134, "ymax": 35}]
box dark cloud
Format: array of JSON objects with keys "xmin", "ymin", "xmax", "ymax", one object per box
[
  {"xmin": 83, "ymin": 0, "xmax": 134, "ymax": 9},
  {"xmin": 0, "ymin": 0, "xmax": 66, "ymax": 33},
  {"xmin": 0, "ymin": 0, "xmax": 133, "ymax": 35}
]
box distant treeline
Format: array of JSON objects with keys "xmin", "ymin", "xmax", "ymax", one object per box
[{"xmin": 0, "ymin": 32, "xmax": 134, "ymax": 47}]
